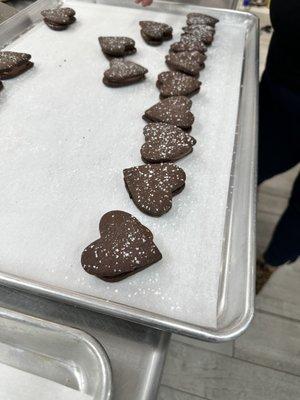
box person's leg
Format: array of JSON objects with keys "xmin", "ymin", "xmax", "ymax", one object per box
[
  {"xmin": 263, "ymin": 172, "xmax": 300, "ymax": 266},
  {"xmin": 256, "ymin": 72, "xmax": 300, "ymax": 292},
  {"xmin": 258, "ymin": 71, "xmax": 299, "ymax": 184}
]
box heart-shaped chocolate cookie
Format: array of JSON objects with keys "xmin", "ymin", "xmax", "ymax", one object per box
[
  {"xmin": 81, "ymin": 210, "xmax": 162, "ymax": 282},
  {"xmin": 186, "ymin": 13, "xmax": 219, "ymax": 27},
  {"xmin": 139, "ymin": 21, "xmax": 173, "ymax": 45},
  {"xmin": 143, "ymin": 96, "xmax": 194, "ymax": 131},
  {"xmin": 183, "ymin": 23, "xmax": 215, "ymax": 34},
  {"xmin": 170, "ymin": 35, "xmax": 207, "ymax": 54},
  {"xmin": 182, "ymin": 25, "xmax": 215, "ymax": 45},
  {"xmin": 0, "ymin": 51, "xmax": 33, "ymax": 79},
  {"xmin": 103, "ymin": 59, "xmax": 148, "ymax": 87},
  {"xmin": 41, "ymin": 7, "xmax": 76, "ymax": 31},
  {"xmin": 157, "ymin": 71, "xmax": 201, "ymax": 98},
  {"xmin": 141, "ymin": 123, "xmax": 196, "ymax": 163},
  {"xmin": 166, "ymin": 51, "xmax": 206, "ymax": 76},
  {"xmin": 124, "ymin": 164, "xmax": 186, "ymax": 216},
  {"xmin": 98, "ymin": 37, "xmax": 136, "ymax": 57}
]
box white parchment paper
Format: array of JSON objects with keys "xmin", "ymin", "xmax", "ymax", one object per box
[{"xmin": 0, "ymin": 1, "xmax": 245, "ymax": 328}]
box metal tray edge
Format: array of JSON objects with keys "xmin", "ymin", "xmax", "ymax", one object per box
[{"xmin": 0, "ymin": 2, "xmax": 259, "ymax": 342}]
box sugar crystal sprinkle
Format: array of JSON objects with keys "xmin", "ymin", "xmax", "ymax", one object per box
[{"xmin": 123, "ymin": 163, "xmax": 186, "ymax": 216}]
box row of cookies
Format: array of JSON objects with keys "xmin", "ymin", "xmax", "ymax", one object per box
[
  {"xmin": 133, "ymin": 12, "xmax": 219, "ymax": 214},
  {"xmin": 82, "ymin": 13, "xmax": 219, "ymax": 282},
  {"xmin": 0, "ymin": 8, "xmax": 218, "ymax": 283}
]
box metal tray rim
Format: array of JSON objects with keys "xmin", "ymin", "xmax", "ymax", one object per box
[{"xmin": 0, "ymin": 1, "xmax": 258, "ymax": 342}]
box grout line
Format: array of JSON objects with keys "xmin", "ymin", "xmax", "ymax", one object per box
[
  {"xmin": 171, "ymin": 337, "xmax": 300, "ymax": 378},
  {"xmin": 232, "ymin": 352, "xmax": 300, "ymax": 379},
  {"xmin": 255, "ymin": 305, "xmax": 300, "ymax": 325},
  {"xmin": 172, "ymin": 337, "xmax": 233, "ymax": 357},
  {"xmin": 160, "ymin": 384, "xmax": 209, "ymax": 400},
  {"xmin": 172, "ymin": 338, "xmax": 234, "ymax": 357},
  {"xmin": 257, "ymin": 208, "xmax": 283, "ymax": 218},
  {"xmin": 260, "ymin": 187, "xmax": 291, "ymax": 200}
]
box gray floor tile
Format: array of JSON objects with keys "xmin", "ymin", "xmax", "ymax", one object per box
[
  {"xmin": 162, "ymin": 340, "xmax": 300, "ymax": 400},
  {"xmin": 257, "ymin": 191, "xmax": 287, "ymax": 216},
  {"xmin": 257, "ymin": 210, "xmax": 280, "ymax": 251},
  {"xmin": 235, "ymin": 311, "xmax": 300, "ymax": 376},
  {"xmin": 159, "ymin": 385, "xmax": 206, "ymax": 400},
  {"xmin": 260, "ymin": 166, "xmax": 299, "ymax": 199},
  {"xmin": 256, "ymin": 261, "xmax": 300, "ymax": 320},
  {"xmin": 173, "ymin": 334, "xmax": 233, "ymax": 356}
]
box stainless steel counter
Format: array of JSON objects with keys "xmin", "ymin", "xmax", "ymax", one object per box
[
  {"xmin": 174, "ymin": 0, "xmax": 239, "ymax": 8},
  {"xmin": 0, "ymin": 286, "xmax": 170, "ymax": 400},
  {"xmin": 5, "ymin": 0, "xmax": 238, "ymax": 12}
]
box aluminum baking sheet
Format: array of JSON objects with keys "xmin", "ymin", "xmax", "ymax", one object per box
[
  {"xmin": 0, "ymin": 306, "xmax": 112, "ymax": 399},
  {"xmin": 0, "ymin": 0, "xmax": 257, "ymax": 338},
  {"xmin": 0, "ymin": 285, "xmax": 169, "ymax": 400}
]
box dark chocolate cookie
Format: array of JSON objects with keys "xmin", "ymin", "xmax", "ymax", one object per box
[
  {"xmin": 98, "ymin": 37, "xmax": 136, "ymax": 57},
  {"xmin": 143, "ymin": 96, "xmax": 194, "ymax": 131},
  {"xmin": 0, "ymin": 51, "xmax": 33, "ymax": 79},
  {"xmin": 186, "ymin": 13, "xmax": 219, "ymax": 27},
  {"xmin": 166, "ymin": 51, "xmax": 206, "ymax": 76},
  {"xmin": 0, "ymin": 81, "xmax": 3, "ymax": 91},
  {"xmin": 81, "ymin": 210, "xmax": 162, "ymax": 282},
  {"xmin": 124, "ymin": 164, "xmax": 186, "ymax": 216},
  {"xmin": 157, "ymin": 71, "xmax": 201, "ymax": 98},
  {"xmin": 139, "ymin": 21, "xmax": 173, "ymax": 45},
  {"xmin": 103, "ymin": 59, "xmax": 148, "ymax": 87},
  {"xmin": 170, "ymin": 35, "xmax": 207, "ymax": 54},
  {"xmin": 183, "ymin": 23, "xmax": 215, "ymax": 34},
  {"xmin": 141, "ymin": 122, "xmax": 196, "ymax": 163},
  {"xmin": 41, "ymin": 8, "xmax": 76, "ymax": 30},
  {"xmin": 182, "ymin": 25, "xmax": 214, "ymax": 45}
]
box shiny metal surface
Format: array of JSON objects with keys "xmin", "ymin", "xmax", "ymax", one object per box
[
  {"xmin": 167, "ymin": 0, "xmax": 238, "ymax": 8},
  {"xmin": 0, "ymin": 286, "xmax": 170, "ymax": 400},
  {"xmin": 0, "ymin": 305, "xmax": 112, "ymax": 400},
  {"xmin": 5, "ymin": 0, "xmax": 238, "ymax": 11},
  {"xmin": 0, "ymin": 1, "xmax": 258, "ymax": 342},
  {"xmin": 0, "ymin": 2, "xmax": 17, "ymax": 23}
]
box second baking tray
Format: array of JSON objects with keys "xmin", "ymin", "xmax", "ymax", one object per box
[
  {"xmin": 0, "ymin": 0, "xmax": 258, "ymax": 340},
  {"xmin": 0, "ymin": 306, "xmax": 112, "ymax": 399}
]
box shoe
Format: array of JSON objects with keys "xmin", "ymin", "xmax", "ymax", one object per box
[{"xmin": 256, "ymin": 257, "xmax": 277, "ymax": 294}]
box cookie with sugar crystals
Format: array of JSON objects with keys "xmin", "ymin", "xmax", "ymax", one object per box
[
  {"xmin": 41, "ymin": 7, "xmax": 76, "ymax": 31},
  {"xmin": 98, "ymin": 36, "xmax": 136, "ymax": 57},
  {"xmin": 141, "ymin": 122, "xmax": 196, "ymax": 163},
  {"xmin": 183, "ymin": 23, "xmax": 215, "ymax": 35},
  {"xmin": 139, "ymin": 21, "xmax": 173, "ymax": 45},
  {"xmin": 157, "ymin": 71, "xmax": 201, "ymax": 98},
  {"xmin": 143, "ymin": 96, "xmax": 194, "ymax": 131},
  {"xmin": 124, "ymin": 164, "xmax": 186, "ymax": 216},
  {"xmin": 103, "ymin": 59, "xmax": 148, "ymax": 87},
  {"xmin": 166, "ymin": 51, "xmax": 206, "ymax": 76},
  {"xmin": 186, "ymin": 13, "xmax": 219, "ymax": 27},
  {"xmin": 182, "ymin": 25, "xmax": 214, "ymax": 45},
  {"xmin": 0, "ymin": 51, "xmax": 33, "ymax": 79},
  {"xmin": 81, "ymin": 210, "xmax": 162, "ymax": 282},
  {"xmin": 170, "ymin": 35, "xmax": 207, "ymax": 54}
]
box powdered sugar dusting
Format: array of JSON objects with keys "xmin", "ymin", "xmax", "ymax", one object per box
[
  {"xmin": 141, "ymin": 122, "xmax": 196, "ymax": 163},
  {"xmin": 0, "ymin": 0, "xmax": 246, "ymax": 329},
  {"xmin": 124, "ymin": 164, "xmax": 186, "ymax": 216}
]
